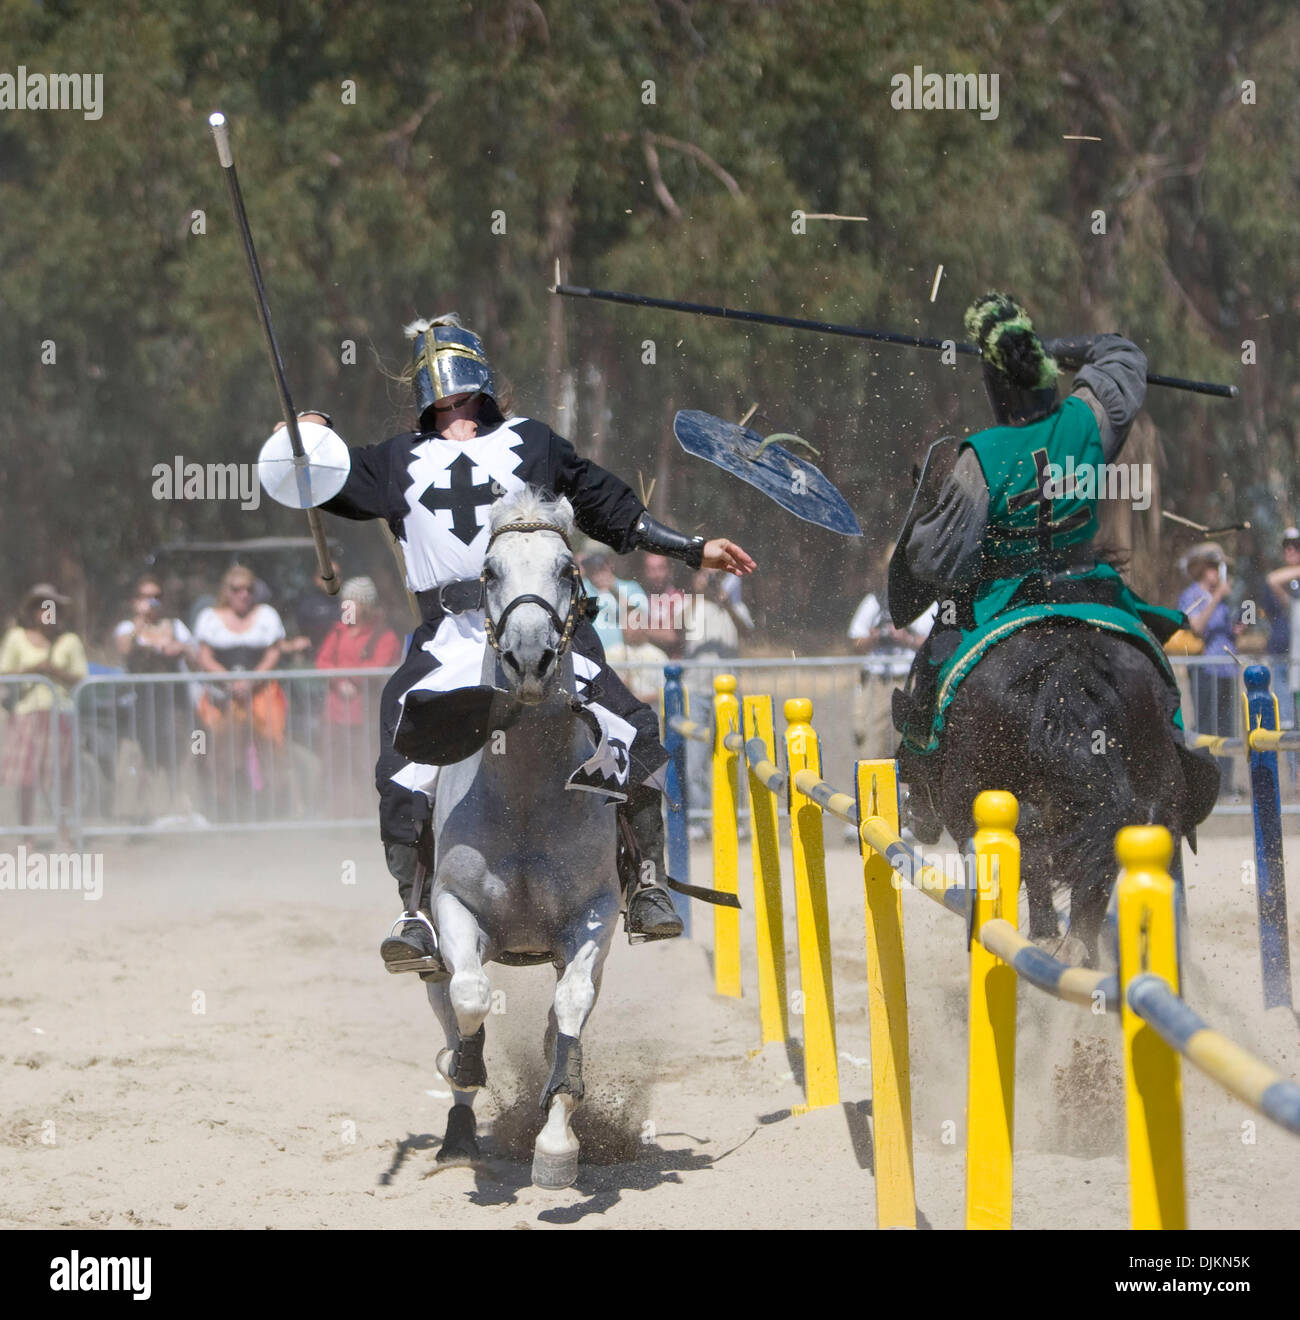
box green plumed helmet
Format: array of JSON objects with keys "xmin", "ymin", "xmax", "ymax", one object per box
[{"xmin": 964, "ymin": 292, "xmax": 1059, "ymax": 390}]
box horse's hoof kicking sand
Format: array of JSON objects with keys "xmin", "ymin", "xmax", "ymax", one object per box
[{"xmin": 436, "ymin": 1104, "xmax": 481, "ymax": 1166}]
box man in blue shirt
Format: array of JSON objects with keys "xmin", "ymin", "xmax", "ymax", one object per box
[
  {"xmin": 580, "ymin": 552, "xmax": 648, "ymax": 661},
  {"xmin": 1177, "ymin": 541, "xmax": 1241, "ymax": 793}
]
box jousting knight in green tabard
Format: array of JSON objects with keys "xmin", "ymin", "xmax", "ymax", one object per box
[{"xmin": 888, "ymin": 292, "xmax": 1213, "ymax": 841}]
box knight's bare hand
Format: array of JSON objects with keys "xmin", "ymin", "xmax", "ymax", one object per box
[{"xmin": 702, "ymin": 539, "xmax": 756, "ymax": 576}]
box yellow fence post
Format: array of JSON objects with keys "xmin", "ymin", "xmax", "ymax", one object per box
[
  {"xmin": 744, "ymin": 695, "xmax": 788, "ymax": 1049},
  {"xmin": 965, "ymin": 790, "xmax": 1020, "ymax": 1230},
  {"xmin": 1117, "ymin": 825, "xmax": 1186, "ymax": 1230},
  {"xmin": 712, "ymin": 674, "xmax": 742, "ymax": 999},
  {"xmin": 783, "ymin": 698, "xmax": 840, "ymax": 1113},
  {"xmin": 855, "ymin": 758, "xmax": 916, "ymax": 1229}
]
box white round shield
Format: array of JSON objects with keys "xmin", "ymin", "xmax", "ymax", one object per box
[{"xmin": 257, "ymin": 422, "xmax": 351, "ymax": 509}]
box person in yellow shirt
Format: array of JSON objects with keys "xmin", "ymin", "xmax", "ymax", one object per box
[{"xmin": 0, "ymin": 583, "xmax": 88, "ymax": 835}]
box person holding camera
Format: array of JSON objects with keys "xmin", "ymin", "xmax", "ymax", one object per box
[{"xmin": 1178, "ymin": 541, "xmax": 1242, "ymax": 794}]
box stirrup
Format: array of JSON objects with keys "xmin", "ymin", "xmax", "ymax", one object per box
[
  {"xmin": 624, "ymin": 882, "xmax": 683, "ymax": 945},
  {"xmin": 383, "ymin": 911, "xmax": 449, "ymax": 980}
]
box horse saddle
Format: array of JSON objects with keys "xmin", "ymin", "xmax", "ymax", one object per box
[
  {"xmin": 394, "ymin": 685, "xmax": 510, "ymax": 764},
  {"xmin": 1003, "ymin": 568, "xmax": 1183, "ymax": 645}
]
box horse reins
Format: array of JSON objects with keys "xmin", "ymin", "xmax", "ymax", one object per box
[{"xmin": 480, "ymin": 520, "xmax": 588, "ymax": 659}]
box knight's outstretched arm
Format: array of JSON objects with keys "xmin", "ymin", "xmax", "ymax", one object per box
[
  {"xmin": 548, "ymin": 428, "xmax": 754, "ymax": 574},
  {"xmin": 634, "ymin": 513, "xmax": 756, "ymax": 577},
  {"xmin": 631, "ymin": 513, "xmax": 705, "ymax": 570}
]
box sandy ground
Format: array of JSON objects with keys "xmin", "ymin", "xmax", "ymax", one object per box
[{"xmin": 1, "ymin": 821, "xmax": 1298, "ymax": 1230}]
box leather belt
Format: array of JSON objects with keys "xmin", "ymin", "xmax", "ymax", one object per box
[{"xmin": 415, "ymin": 579, "xmax": 485, "ymax": 623}]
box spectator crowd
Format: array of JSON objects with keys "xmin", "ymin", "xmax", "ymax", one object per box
[
  {"xmin": 5, "ymin": 526, "xmax": 1296, "ymax": 837},
  {"xmin": 0, "ymin": 548, "xmax": 758, "ymax": 835}
]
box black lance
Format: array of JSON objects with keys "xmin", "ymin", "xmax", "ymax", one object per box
[
  {"xmin": 553, "ymin": 282, "xmax": 1239, "ymax": 400},
  {"xmin": 208, "ymin": 111, "xmax": 341, "ymax": 594}
]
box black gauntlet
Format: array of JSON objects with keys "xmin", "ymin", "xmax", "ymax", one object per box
[
  {"xmin": 1040, "ymin": 336, "xmax": 1101, "ymax": 372},
  {"xmin": 632, "ymin": 513, "xmax": 705, "ymax": 570}
]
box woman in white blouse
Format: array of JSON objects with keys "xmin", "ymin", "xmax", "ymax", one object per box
[{"xmin": 192, "ymin": 565, "xmax": 291, "ymax": 812}]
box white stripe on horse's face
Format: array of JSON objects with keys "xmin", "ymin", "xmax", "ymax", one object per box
[{"xmin": 485, "ymin": 527, "xmax": 574, "ymax": 704}]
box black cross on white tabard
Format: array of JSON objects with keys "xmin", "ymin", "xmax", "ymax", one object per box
[
  {"xmin": 1005, "ymin": 447, "xmax": 1090, "ymax": 552},
  {"xmin": 419, "ymin": 452, "xmax": 498, "ymax": 546}
]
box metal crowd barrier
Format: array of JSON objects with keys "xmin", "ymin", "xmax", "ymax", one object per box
[
  {"xmin": 671, "ymin": 668, "xmax": 1300, "ymax": 1231},
  {"xmin": 70, "ymin": 667, "xmax": 394, "ymax": 841},
  {"xmin": 1, "ymin": 649, "xmax": 1293, "ymax": 844}
]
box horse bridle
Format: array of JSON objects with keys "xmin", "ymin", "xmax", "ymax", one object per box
[{"xmin": 480, "ymin": 520, "xmax": 588, "ymax": 659}]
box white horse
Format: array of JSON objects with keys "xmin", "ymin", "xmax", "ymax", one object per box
[{"xmin": 414, "ymin": 489, "xmax": 622, "ymax": 1189}]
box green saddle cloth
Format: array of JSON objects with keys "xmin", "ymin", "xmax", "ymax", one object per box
[{"xmin": 907, "ymin": 563, "xmax": 1186, "ymax": 755}]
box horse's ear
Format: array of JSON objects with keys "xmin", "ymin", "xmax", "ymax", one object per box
[{"xmin": 553, "ymin": 495, "xmax": 576, "ymax": 537}]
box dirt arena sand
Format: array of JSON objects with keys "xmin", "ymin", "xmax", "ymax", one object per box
[{"xmin": 2, "ymin": 822, "xmax": 1298, "ymax": 1230}]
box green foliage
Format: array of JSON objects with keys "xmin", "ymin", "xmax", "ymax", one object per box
[{"xmin": 0, "ymin": 0, "xmax": 1295, "ymax": 644}]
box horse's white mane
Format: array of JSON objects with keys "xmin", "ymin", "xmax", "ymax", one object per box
[
  {"xmin": 489, "ymin": 487, "xmax": 575, "ymax": 540},
  {"xmin": 403, "ymin": 312, "xmax": 462, "ymax": 339}
]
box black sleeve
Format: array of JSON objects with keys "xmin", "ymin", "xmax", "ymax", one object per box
[
  {"xmin": 320, "ymin": 435, "xmax": 405, "ymax": 522},
  {"xmin": 547, "ymin": 429, "xmax": 646, "ymax": 553}
]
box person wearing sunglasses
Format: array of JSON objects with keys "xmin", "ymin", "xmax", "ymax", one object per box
[
  {"xmin": 282, "ymin": 313, "xmax": 755, "ymax": 971},
  {"xmin": 112, "ymin": 576, "xmax": 198, "ymax": 818},
  {"xmin": 114, "ymin": 576, "xmax": 195, "ymax": 672}
]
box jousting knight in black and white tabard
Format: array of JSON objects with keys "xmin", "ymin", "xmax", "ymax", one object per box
[{"xmin": 291, "ymin": 315, "xmax": 755, "ymax": 969}]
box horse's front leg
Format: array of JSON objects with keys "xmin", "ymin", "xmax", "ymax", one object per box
[
  {"xmin": 427, "ymin": 979, "xmax": 483, "ymax": 1166},
  {"xmin": 533, "ymin": 903, "xmax": 617, "ymax": 1189},
  {"xmin": 432, "ymin": 892, "xmax": 491, "ymax": 1118}
]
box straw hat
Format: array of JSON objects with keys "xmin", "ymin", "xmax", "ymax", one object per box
[
  {"xmin": 22, "ymin": 582, "xmax": 72, "ymax": 608},
  {"xmin": 1183, "ymin": 541, "xmax": 1230, "ymax": 578}
]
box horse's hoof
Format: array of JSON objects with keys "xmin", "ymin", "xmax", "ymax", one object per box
[
  {"xmin": 531, "ymin": 1145, "xmax": 579, "ymax": 1190},
  {"xmin": 436, "ymin": 1104, "xmax": 480, "ymax": 1165}
]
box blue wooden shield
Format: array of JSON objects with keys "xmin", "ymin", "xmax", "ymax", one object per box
[{"xmin": 672, "ymin": 410, "xmax": 861, "ymax": 536}]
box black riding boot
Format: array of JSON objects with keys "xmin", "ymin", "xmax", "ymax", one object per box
[
  {"xmin": 619, "ymin": 785, "xmax": 684, "ymax": 943},
  {"xmin": 378, "ymin": 833, "xmax": 446, "ymax": 974}
]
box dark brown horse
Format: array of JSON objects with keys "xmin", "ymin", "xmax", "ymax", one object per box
[{"xmin": 934, "ymin": 624, "xmax": 1219, "ymax": 964}]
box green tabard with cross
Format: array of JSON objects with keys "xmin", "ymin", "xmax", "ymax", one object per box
[
  {"xmin": 900, "ymin": 395, "xmax": 1187, "ymax": 755},
  {"xmin": 963, "ymin": 394, "xmax": 1107, "ymax": 627}
]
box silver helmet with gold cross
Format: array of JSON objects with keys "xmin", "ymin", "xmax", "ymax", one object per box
[{"xmin": 404, "ymin": 313, "xmax": 498, "ymax": 425}]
